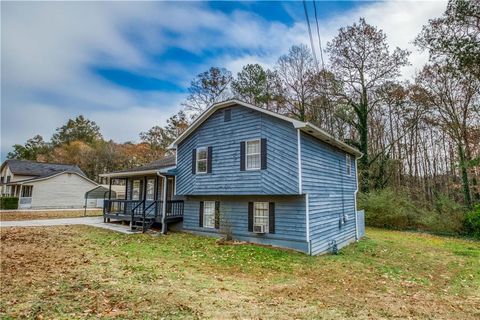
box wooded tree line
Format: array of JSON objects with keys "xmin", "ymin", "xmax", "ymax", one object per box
[{"xmin": 9, "ymin": 0, "xmax": 479, "ymax": 212}]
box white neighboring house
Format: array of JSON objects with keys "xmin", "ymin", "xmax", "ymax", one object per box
[{"xmin": 0, "ymin": 160, "xmax": 98, "ymax": 209}]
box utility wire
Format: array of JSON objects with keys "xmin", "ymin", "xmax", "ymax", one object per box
[
  {"xmin": 313, "ymin": 0, "xmax": 325, "ymax": 71},
  {"xmin": 303, "ymin": 0, "xmax": 319, "ymax": 72}
]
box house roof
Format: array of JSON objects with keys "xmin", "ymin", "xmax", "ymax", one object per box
[
  {"xmin": 168, "ymin": 100, "xmax": 362, "ymax": 157},
  {"xmin": 1, "ymin": 159, "xmax": 85, "ymax": 177},
  {"xmin": 99, "ymin": 155, "xmax": 176, "ymax": 178},
  {"xmin": 6, "ymin": 170, "xmax": 98, "ymax": 186}
]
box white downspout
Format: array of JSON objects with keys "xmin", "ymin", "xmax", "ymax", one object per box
[
  {"xmin": 157, "ymin": 172, "xmax": 168, "ymax": 234},
  {"xmin": 354, "ymin": 157, "xmax": 359, "ymax": 241},
  {"xmin": 297, "ymin": 129, "xmax": 302, "ymax": 195}
]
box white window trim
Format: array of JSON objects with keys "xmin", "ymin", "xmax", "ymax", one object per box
[
  {"xmin": 132, "ymin": 180, "xmax": 141, "ymax": 200},
  {"xmin": 253, "ymin": 201, "xmax": 269, "ymax": 233},
  {"xmin": 196, "ymin": 147, "xmax": 208, "ymax": 174},
  {"xmin": 146, "ymin": 178, "xmax": 155, "ymax": 200},
  {"xmin": 245, "ymin": 138, "xmax": 261, "ymax": 171},
  {"xmin": 346, "ymin": 154, "xmax": 352, "ymax": 176},
  {"xmin": 203, "ymin": 201, "xmax": 216, "ymax": 228}
]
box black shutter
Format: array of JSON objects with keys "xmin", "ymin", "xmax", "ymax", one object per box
[
  {"xmin": 269, "ymin": 202, "xmax": 275, "ymax": 234},
  {"xmin": 240, "ymin": 141, "xmax": 246, "ymax": 171},
  {"xmin": 199, "ymin": 201, "xmax": 204, "ymax": 227},
  {"xmin": 261, "ymin": 138, "xmax": 267, "ymax": 170},
  {"xmin": 207, "ymin": 146, "xmax": 213, "ymax": 173},
  {"xmin": 192, "ymin": 148, "xmax": 196, "ymax": 174},
  {"xmin": 214, "ymin": 201, "xmax": 220, "ymax": 229},
  {"xmin": 248, "ymin": 202, "xmax": 254, "ymax": 232}
]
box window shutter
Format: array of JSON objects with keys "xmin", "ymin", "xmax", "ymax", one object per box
[
  {"xmin": 199, "ymin": 201, "xmax": 204, "ymax": 227},
  {"xmin": 248, "ymin": 202, "xmax": 253, "ymax": 232},
  {"xmin": 261, "ymin": 138, "xmax": 267, "ymax": 170},
  {"xmin": 207, "ymin": 146, "xmax": 213, "ymax": 173},
  {"xmin": 240, "ymin": 141, "xmax": 246, "ymax": 171},
  {"xmin": 214, "ymin": 201, "xmax": 220, "ymax": 229},
  {"xmin": 192, "ymin": 148, "xmax": 196, "ymax": 174},
  {"xmin": 269, "ymin": 202, "xmax": 275, "ymax": 234}
]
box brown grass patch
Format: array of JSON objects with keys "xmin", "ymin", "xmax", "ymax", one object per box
[
  {"xmin": 0, "ymin": 227, "xmax": 479, "ymax": 319},
  {"xmin": 0, "ymin": 209, "xmax": 102, "ymax": 221}
]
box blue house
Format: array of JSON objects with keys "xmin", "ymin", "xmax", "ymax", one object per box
[{"xmin": 101, "ymin": 100, "xmax": 363, "ymax": 255}]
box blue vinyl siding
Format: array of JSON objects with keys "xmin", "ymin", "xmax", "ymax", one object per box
[
  {"xmin": 176, "ymin": 105, "xmax": 299, "ymax": 195},
  {"xmin": 183, "ymin": 195, "xmax": 308, "ymax": 253},
  {"xmin": 301, "ymin": 132, "xmax": 358, "ymax": 255}
]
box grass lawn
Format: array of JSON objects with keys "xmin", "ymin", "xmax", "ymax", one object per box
[
  {"xmin": 1, "ymin": 227, "xmax": 479, "ymax": 319},
  {"xmin": 0, "ymin": 209, "xmax": 102, "ymax": 221}
]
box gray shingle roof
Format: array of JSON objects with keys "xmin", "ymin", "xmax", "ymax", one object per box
[
  {"xmin": 106, "ymin": 155, "xmax": 176, "ymax": 174},
  {"xmin": 2, "ymin": 159, "xmax": 85, "ymax": 177}
]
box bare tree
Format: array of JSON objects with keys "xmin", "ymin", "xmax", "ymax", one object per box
[{"xmin": 326, "ymin": 18, "xmax": 410, "ymax": 192}]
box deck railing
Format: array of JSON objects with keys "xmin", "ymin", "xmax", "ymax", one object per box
[{"xmin": 104, "ymin": 199, "xmax": 183, "ymax": 219}]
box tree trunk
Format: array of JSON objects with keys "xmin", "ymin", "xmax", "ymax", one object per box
[
  {"xmin": 357, "ymin": 102, "xmax": 369, "ymax": 193},
  {"xmin": 458, "ymin": 142, "xmax": 473, "ymax": 208}
]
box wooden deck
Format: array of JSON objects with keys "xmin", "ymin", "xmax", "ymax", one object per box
[{"xmin": 103, "ymin": 199, "xmax": 184, "ymax": 231}]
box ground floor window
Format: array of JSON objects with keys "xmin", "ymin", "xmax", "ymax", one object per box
[
  {"xmin": 146, "ymin": 179, "xmax": 155, "ymax": 200},
  {"xmin": 21, "ymin": 186, "xmax": 33, "ymax": 197},
  {"xmin": 254, "ymin": 202, "xmax": 269, "ymax": 231},
  {"xmin": 203, "ymin": 201, "xmax": 215, "ymax": 228},
  {"xmin": 132, "ymin": 180, "xmax": 140, "ymax": 200}
]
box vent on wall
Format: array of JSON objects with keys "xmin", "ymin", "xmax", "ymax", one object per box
[{"xmin": 224, "ymin": 108, "xmax": 232, "ymax": 122}]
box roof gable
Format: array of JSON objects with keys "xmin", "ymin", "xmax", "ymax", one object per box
[{"xmin": 168, "ymin": 100, "xmax": 362, "ymax": 157}]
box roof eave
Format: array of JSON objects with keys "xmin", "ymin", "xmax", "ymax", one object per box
[
  {"xmin": 296, "ymin": 122, "xmax": 363, "ymax": 157},
  {"xmin": 99, "ymin": 169, "xmax": 161, "ymax": 178}
]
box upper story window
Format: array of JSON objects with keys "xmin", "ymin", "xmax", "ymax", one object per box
[
  {"xmin": 6, "ymin": 176, "xmax": 11, "ymax": 183},
  {"xmin": 346, "ymin": 155, "xmax": 352, "ymax": 176},
  {"xmin": 246, "ymin": 139, "xmax": 261, "ymax": 170},
  {"xmin": 196, "ymin": 147, "xmax": 208, "ymax": 174},
  {"xmin": 0, "ymin": 176, "xmax": 3, "ymax": 183},
  {"xmin": 224, "ymin": 108, "xmax": 231, "ymax": 122}
]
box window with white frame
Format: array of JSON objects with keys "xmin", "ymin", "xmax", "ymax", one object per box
[
  {"xmin": 21, "ymin": 185, "xmax": 33, "ymax": 197},
  {"xmin": 254, "ymin": 202, "xmax": 269, "ymax": 231},
  {"xmin": 146, "ymin": 179, "xmax": 155, "ymax": 200},
  {"xmin": 203, "ymin": 201, "xmax": 215, "ymax": 228},
  {"xmin": 346, "ymin": 155, "xmax": 352, "ymax": 176},
  {"xmin": 246, "ymin": 139, "xmax": 261, "ymax": 170},
  {"xmin": 132, "ymin": 180, "xmax": 140, "ymax": 200},
  {"xmin": 196, "ymin": 147, "xmax": 208, "ymax": 174}
]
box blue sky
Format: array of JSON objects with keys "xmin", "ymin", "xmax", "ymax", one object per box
[{"xmin": 1, "ymin": 1, "xmax": 446, "ymax": 160}]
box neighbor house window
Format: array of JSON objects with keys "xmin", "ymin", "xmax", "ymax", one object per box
[
  {"xmin": 203, "ymin": 201, "xmax": 215, "ymax": 228},
  {"xmin": 132, "ymin": 180, "xmax": 140, "ymax": 200},
  {"xmin": 246, "ymin": 139, "xmax": 261, "ymax": 170},
  {"xmin": 21, "ymin": 186, "xmax": 33, "ymax": 197},
  {"xmin": 196, "ymin": 147, "xmax": 208, "ymax": 174},
  {"xmin": 254, "ymin": 202, "xmax": 269, "ymax": 231},
  {"xmin": 146, "ymin": 179, "xmax": 155, "ymax": 200},
  {"xmin": 346, "ymin": 155, "xmax": 352, "ymax": 176}
]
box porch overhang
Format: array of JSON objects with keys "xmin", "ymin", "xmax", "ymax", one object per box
[{"xmin": 99, "ymin": 169, "xmax": 161, "ymax": 179}]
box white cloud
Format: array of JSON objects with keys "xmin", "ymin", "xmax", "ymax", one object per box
[{"xmin": 1, "ymin": 1, "xmax": 447, "ymax": 159}]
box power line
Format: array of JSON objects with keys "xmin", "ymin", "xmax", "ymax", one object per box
[
  {"xmin": 303, "ymin": 0, "xmax": 319, "ymax": 72},
  {"xmin": 313, "ymin": 1, "xmax": 325, "ymax": 71}
]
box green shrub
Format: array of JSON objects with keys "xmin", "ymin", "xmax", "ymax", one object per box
[
  {"xmin": 465, "ymin": 205, "xmax": 480, "ymax": 239},
  {"xmin": 418, "ymin": 195, "xmax": 466, "ymax": 235},
  {"xmin": 358, "ymin": 188, "xmax": 422, "ymax": 229},
  {"xmin": 0, "ymin": 197, "xmax": 19, "ymax": 210},
  {"xmin": 358, "ymin": 189, "xmax": 466, "ymax": 235}
]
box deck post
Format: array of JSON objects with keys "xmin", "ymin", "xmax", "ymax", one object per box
[
  {"xmin": 161, "ymin": 175, "xmax": 168, "ymax": 234},
  {"xmin": 154, "ymin": 175, "xmax": 159, "ymax": 218},
  {"xmin": 142, "ymin": 176, "xmax": 147, "ymax": 212},
  {"xmin": 108, "ymin": 178, "xmax": 112, "ymax": 200}
]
